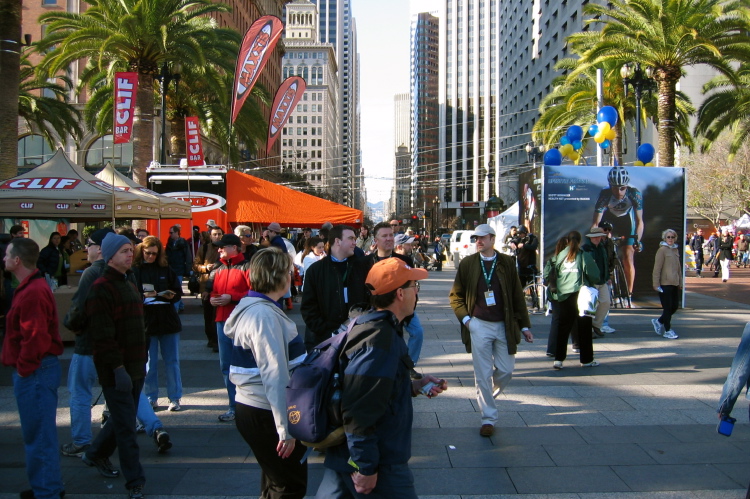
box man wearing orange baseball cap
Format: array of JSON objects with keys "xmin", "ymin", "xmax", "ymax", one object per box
[{"xmin": 316, "ymin": 258, "xmax": 448, "ymax": 498}]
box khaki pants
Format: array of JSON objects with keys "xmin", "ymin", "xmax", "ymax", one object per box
[
  {"xmin": 468, "ymin": 318, "xmax": 515, "ymax": 425},
  {"xmin": 593, "ymin": 283, "xmax": 611, "ymax": 330}
]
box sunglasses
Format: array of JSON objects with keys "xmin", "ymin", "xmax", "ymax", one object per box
[
  {"xmin": 143, "ymin": 250, "xmax": 158, "ymax": 256},
  {"xmin": 85, "ymin": 241, "xmax": 98, "ymax": 248},
  {"xmin": 665, "ymin": 236, "xmax": 676, "ymax": 239},
  {"xmin": 242, "ymin": 234, "xmax": 253, "ymax": 238}
]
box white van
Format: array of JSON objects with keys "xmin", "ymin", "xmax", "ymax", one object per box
[{"xmin": 449, "ymin": 230, "xmax": 476, "ymax": 266}]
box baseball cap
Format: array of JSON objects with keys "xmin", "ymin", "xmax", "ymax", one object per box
[
  {"xmin": 473, "ymin": 224, "xmax": 496, "ymax": 237},
  {"xmin": 366, "ymin": 258, "xmax": 428, "ymax": 296},
  {"xmin": 517, "ymin": 226, "xmax": 528, "ymax": 233},
  {"xmin": 585, "ymin": 228, "xmax": 607, "ymax": 238},
  {"xmin": 395, "ymin": 234, "xmax": 415, "ymax": 246},
  {"xmin": 266, "ymin": 222, "xmax": 282, "ymax": 232},
  {"xmin": 215, "ymin": 234, "xmax": 242, "ymax": 248}
]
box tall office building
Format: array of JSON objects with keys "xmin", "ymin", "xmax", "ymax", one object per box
[
  {"xmin": 280, "ymin": 0, "xmax": 340, "ymax": 195},
  {"xmin": 392, "ymin": 93, "xmax": 411, "ymax": 218},
  {"xmin": 309, "ymin": 0, "xmax": 361, "ymax": 208},
  {"xmin": 410, "ymin": 11, "xmax": 440, "ymax": 218},
  {"xmin": 394, "ymin": 93, "xmax": 411, "ymax": 152}
]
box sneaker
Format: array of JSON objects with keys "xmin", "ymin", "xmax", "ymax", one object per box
[
  {"xmin": 479, "ymin": 424, "xmax": 495, "ymax": 437},
  {"xmin": 651, "ymin": 318, "xmax": 664, "ymax": 336},
  {"xmin": 545, "ymin": 352, "xmax": 555, "ymax": 357},
  {"xmin": 553, "ymin": 361, "xmax": 563, "ymax": 370},
  {"xmin": 592, "ymin": 327, "xmax": 605, "ymax": 338},
  {"xmin": 409, "ymin": 368, "xmax": 423, "ymax": 380},
  {"xmin": 663, "ymin": 330, "xmax": 679, "ymax": 339},
  {"xmin": 601, "ymin": 326, "xmax": 616, "ymax": 333},
  {"xmin": 572, "ymin": 348, "xmax": 580, "ymax": 353},
  {"xmin": 135, "ymin": 422, "xmax": 145, "ymax": 434},
  {"xmin": 61, "ymin": 442, "xmax": 89, "ymax": 457},
  {"xmin": 218, "ymin": 410, "xmax": 235, "ymax": 422},
  {"xmin": 153, "ymin": 429, "xmax": 172, "ymax": 453},
  {"xmin": 168, "ymin": 399, "xmax": 181, "ymax": 412},
  {"xmin": 581, "ymin": 361, "xmax": 600, "ymax": 367},
  {"xmin": 82, "ymin": 454, "xmax": 120, "ymax": 478},
  {"xmin": 128, "ymin": 485, "xmax": 144, "ymax": 499}
]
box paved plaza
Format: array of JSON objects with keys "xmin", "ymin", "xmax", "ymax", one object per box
[{"xmin": 1, "ymin": 264, "xmax": 749, "ymax": 498}]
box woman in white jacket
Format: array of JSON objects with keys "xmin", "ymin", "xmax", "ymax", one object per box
[{"xmin": 224, "ymin": 247, "xmax": 308, "ymax": 498}]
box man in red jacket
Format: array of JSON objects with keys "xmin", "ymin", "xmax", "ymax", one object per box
[
  {"xmin": 206, "ymin": 233, "xmax": 252, "ymax": 422},
  {"xmin": 2, "ymin": 237, "xmax": 65, "ymax": 499}
]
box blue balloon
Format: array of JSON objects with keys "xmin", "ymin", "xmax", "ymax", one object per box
[
  {"xmin": 597, "ymin": 106, "xmax": 619, "ymax": 127},
  {"xmin": 572, "ymin": 140, "xmax": 582, "ymax": 150},
  {"xmin": 560, "ymin": 136, "xmax": 571, "ymax": 146},
  {"xmin": 600, "ymin": 139, "xmax": 611, "ymax": 149},
  {"xmin": 637, "ymin": 143, "xmax": 655, "ymax": 164},
  {"xmin": 567, "ymin": 125, "xmax": 584, "ymax": 142},
  {"xmin": 588, "ymin": 124, "xmax": 599, "ymax": 136},
  {"xmin": 544, "ymin": 148, "xmax": 563, "ymax": 166}
]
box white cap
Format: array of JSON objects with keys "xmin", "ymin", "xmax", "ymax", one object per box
[{"xmin": 473, "ymin": 224, "xmax": 496, "ymax": 237}]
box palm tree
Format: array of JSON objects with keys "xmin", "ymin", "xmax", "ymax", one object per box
[
  {"xmin": 535, "ymin": 58, "xmax": 694, "ymax": 164},
  {"xmin": 18, "ymin": 53, "xmax": 83, "ymax": 149},
  {"xmin": 37, "ymin": 0, "xmax": 238, "ymax": 186},
  {"xmin": 0, "ymin": 0, "xmax": 22, "ymax": 179},
  {"xmin": 566, "ymin": 0, "xmax": 750, "ymax": 166},
  {"xmin": 694, "ymin": 62, "xmax": 750, "ymax": 160}
]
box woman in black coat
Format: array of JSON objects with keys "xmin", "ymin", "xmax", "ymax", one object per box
[
  {"xmin": 718, "ymin": 230, "xmax": 734, "ymax": 282},
  {"xmin": 38, "ymin": 231, "xmax": 68, "ymax": 285},
  {"xmin": 133, "ymin": 236, "xmax": 184, "ymax": 411}
]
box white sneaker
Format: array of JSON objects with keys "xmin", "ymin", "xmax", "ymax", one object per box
[
  {"xmin": 553, "ymin": 361, "xmax": 563, "ymax": 370},
  {"xmin": 168, "ymin": 399, "xmax": 181, "ymax": 412},
  {"xmin": 218, "ymin": 410, "xmax": 235, "ymax": 422},
  {"xmin": 601, "ymin": 326, "xmax": 616, "ymax": 333},
  {"xmin": 651, "ymin": 318, "xmax": 664, "ymax": 336},
  {"xmin": 663, "ymin": 330, "xmax": 679, "ymax": 339}
]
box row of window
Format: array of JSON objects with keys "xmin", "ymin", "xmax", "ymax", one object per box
[
  {"xmin": 282, "ymin": 138, "xmax": 324, "ymax": 148},
  {"xmin": 18, "ymin": 135, "xmax": 132, "ymax": 172}
]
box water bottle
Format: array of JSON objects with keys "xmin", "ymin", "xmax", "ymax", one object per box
[{"xmin": 328, "ymin": 373, "xmax": 343, "ymax": 427}]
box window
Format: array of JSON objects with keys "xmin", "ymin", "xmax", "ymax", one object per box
[
  {"xmin": 84, "ymin": 135, "xmax": 133, "ymax": 173},
  {"xmin": 42, "ymin": 0, "xmax": 57, "ymax": 4},
  {"xmin": 17, "ymin": 135, "xmax": 54, "ymax": 169}
]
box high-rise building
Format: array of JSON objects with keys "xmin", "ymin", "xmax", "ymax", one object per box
[
  {"xmin": 308, "ymin": 0, "xmax": 361, "ymax": 208},
  {"xmin": 410, "ymin": 11, "xmax": 440, "ymax": 218},
  {"xmin": 280, "ymin": 0, "xmax": 340, "ymax": 195},
  {"xmin": 394, "ymin": 145, "xmax": 411, "ymax": 217},
  {"xmin": 394, "ymin": 93, "xmax": 411, "ymax": 152}
]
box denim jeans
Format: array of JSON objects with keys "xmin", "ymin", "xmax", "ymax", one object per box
[
  {"xmin": 67, "ymin": 353, "xmax": 98, "ymax": 446},
  {"xmin": 404, "ymin": 312, "xmax": 424, "ymax": 366},
  {"xmin": 718, "ymin": 323, "xmax": 750, "ymax": 416},
  {"xmin": 174, "ymin": 275, "xmax": 184, "ymax": 311},
  {"xmin": 136, "ymin": 391, "xmax": 163, "ymax": 437},
  {"xmin": 145, "ymin": 333, "xmax": 183, "ymax": 403},
  {"xmin": 14, "ymin": 355, "xmax": 64, "ymax": 499},
  {"xmin": 217, "ymin": 321, "xmax": 236, "ymax": 411},
  {"xmin": 315, "ymin": 464, "xmax": 417, "ymax": 499}
]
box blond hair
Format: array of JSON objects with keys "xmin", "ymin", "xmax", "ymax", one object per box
[{"xmin": 249, "ymin": 247, "xmax": 293, "ymax": 294}]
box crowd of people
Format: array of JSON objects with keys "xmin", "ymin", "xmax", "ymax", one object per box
[{"xmin": 688, "ymin": 227, "xmax": 750, "ymax": 281}]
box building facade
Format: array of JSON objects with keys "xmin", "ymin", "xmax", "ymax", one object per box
[
  {"xmin": 394, "ymin": 144, "xmax": 411, "ymax": 218},
  {"xmin": 281, "ymin": 0, "xmax": 340, "ymax": 195}
]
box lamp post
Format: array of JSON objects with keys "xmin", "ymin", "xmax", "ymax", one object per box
[
  {"xmin": 525, "ymin": 142, "xmax": 545, "ymax": 168},
  {"xmin": 434, "ymin": 195, "xmax": 441, "ymax": 236},
  {"xmin": 621, "ymin": 62, "xmax": 655, "ymax": 150},
  {"xmin": 487, "ymin": 160, "xmax": 495, "ymax": 198},
  {"xmin": 155, "ymin": 62, "xmax": 181, "ymax": 166}
]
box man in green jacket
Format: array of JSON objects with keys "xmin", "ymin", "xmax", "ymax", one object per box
[
  {"xmin": 582, "ymin": 227, "xmax": 611, "ymax": 338},
  {"xmin": 449, "ymin": 224, "xmax": 533, "ymax": 437}
]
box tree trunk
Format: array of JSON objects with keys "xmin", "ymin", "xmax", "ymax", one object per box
[
  {"xmin": 0, "ymin": 0, "xmax": 22, "ymax": 180},
  {"xmin": 132, "ymin": 72, "xmax": 155, "ymax": 186},
  {"xmin": 170, "ymin": 115, "xmax": 186, "ymax": 161},
  {"xmin": 655, "ymin": 73, "xmax": 678, "ymax": 167}
]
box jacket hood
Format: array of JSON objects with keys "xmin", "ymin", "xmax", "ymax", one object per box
[
  {"xmin": 223, "ymin": 295, "xmax": 282, "ymax": 336},
  {"xmin": 660, "ymin": 241, "xmax": 678, "ymax": 249}
]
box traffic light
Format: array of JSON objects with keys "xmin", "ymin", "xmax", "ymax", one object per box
[{"xmin": 411, "ymin": 214, "xmax": 418, "ymax": 221}]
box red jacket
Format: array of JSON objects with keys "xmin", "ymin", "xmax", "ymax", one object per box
[
  {"xmin": 206, "ymin": 253, "xmax": 252, "ymax": 322},
  {"xmin": 1, "ymin": 270, "xmax": 63, "ymax": 376}
]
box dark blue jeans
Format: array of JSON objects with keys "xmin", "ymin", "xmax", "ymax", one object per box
[
  {"xmin": 315, "ymin": 464, "xmax": 418, "ymax": 499},
  {"xmin": 87, "ymin": 377, "xmax": 146, "ymax": 491}
]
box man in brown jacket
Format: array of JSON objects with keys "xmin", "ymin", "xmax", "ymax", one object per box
[
  {"xmin": 193, "ymin": 226, "xmax": 223, "ymax": 351},
  {"xmin": 449, "ymin": 224, "xmax": 533, "ymax": 437}
]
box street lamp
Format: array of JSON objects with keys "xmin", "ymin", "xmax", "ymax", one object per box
[
  {"xmin": 621, "ymin": 62, "xmax": 655, "ymax": 150},
  {"xmin": 525, "ymin": 142, "xmax": 545, "ymax": 167},
  {"xmin": 155, "ymin": 62, "xmax": 181, "ymax": 166},
  {"xmin": 434, "ymin": 195, "xmax": 441, "ymax": 235},
  {"xmin": 487, "ymin": 160, "xmax": 495, "ymax": 198}
]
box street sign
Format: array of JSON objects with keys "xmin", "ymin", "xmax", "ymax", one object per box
[{"xmin": 417, "ymin": 210, "xmax": 425, "ymax": 219}]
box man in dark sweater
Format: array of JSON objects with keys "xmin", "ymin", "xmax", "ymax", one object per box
[
  {"xmin": 690, "ymin": 228, "xmax": 705, "ymax": 277},
  {"xmin": 83, "ymin": 233, "xmax": 147, "ymax": 499}
]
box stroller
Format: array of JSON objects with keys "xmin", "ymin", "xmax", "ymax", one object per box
[{"xmin": 413, "ymin": 248, "xmax": 438, "ymax": 271}]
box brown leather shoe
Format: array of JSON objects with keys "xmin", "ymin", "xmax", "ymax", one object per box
[
  {"xmin": 592, "ymin": 327, "xmax": 605, "ymax": 338},
  {"xmin": 479, "ymin": 424, "xmax": 494, "ymax": 437}
]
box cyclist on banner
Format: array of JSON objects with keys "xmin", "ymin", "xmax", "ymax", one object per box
[{"xmin": 592, "ymin": 166, "xmax": 644, "ymax": 296}]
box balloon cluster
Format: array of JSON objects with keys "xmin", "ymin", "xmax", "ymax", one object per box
[
  {"xmin": 590, "ymin": 106, "xmax": 618, "ymax": 150},
  {"xmin": 634, "ymin": 143, "xmax": 655, "ymax": 166},
  {"xmin": 543, "ymin": 125, "xmax": 584, "ymax": 166}
]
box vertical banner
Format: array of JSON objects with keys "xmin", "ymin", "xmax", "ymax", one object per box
[
  {"xmin": 185, "ymin": 117, "xmax": 205, "ymax": 167},
  {"xmin": 231, "ymin": 15, "xmax": 284, "ymax": 124},
  {"xmin": 541, "ymin": 166, "xmax": 685, "ymax": 299},
  {"xmin": 266, "ymin": 77, "xmax": 307, "ymax": 154},
  {"xmin": 518, "ymin": 168, "xmax": 543, "ymax": 270},
  {"xmin": 113, "ymin": 72, "xmax": 138, "ymax": 144}
]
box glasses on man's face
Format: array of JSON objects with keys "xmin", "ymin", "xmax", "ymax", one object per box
[
  {"xmin": 404, "ymin": 282, "xmax": 420, "ymax": 292},
  {"xmin": 85, "ymin": 241, "xmax": 98, "ymax": 249},
  {"xmin": 242, "ymin": 234, "xmax": 253, "ymax": 238},
  {"xmin": 390, "ymin": 224, "xmax": 398, "ymax": 227},
  {"xmin": 144, "ymin": 250, "xmax": 158, "ymax": 256},
  {"xmin": 169, "ymin": 231, "xmax": 175, "ymax": 234}
]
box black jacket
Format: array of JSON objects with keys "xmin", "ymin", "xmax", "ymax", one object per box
[
  {"xmin": 690, "ymin": 235, "xmax": 705, "ymax": 254},
  {"xmin": 516, "ymin": 233, "xmax": 539, "ymax": 270},
  {"xmin": 166, "ymin": 237, "xmax": 192, "ymax": 276},
  {"xmin": 301, "ymin": 256, "xmax": 369, "ymax": 344},
  {"xmin": 132, "ymin": 263, "xmax": 182, "ymax": 336},
  {"xmin": 719, "ymin": 236, "xmax": 734, "ymax": 261}
]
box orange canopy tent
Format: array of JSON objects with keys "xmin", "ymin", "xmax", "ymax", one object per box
[{"xmin": 226, "ymin": 170, "xmax": 363, "ymax": 228}]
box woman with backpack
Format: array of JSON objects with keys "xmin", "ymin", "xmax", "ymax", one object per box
[
  {"xmin": 223, "ymin": 248, "xmax": 308, "ymax": 498},
  {"xmin": 543, "ymin": 231, "xmax": 600, "ymax": 370}
]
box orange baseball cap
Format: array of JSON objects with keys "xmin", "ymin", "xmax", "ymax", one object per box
[{"xmin": 366, "ymin": 258, "xmax": 428, "ymax": 295}]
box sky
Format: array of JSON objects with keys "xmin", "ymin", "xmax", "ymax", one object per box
[{"xmin": 353, "ymin": 0, "xmax": 438, "ymax": 205}]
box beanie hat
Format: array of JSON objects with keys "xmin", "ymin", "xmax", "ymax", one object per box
[
  {"xmin": 89, "ymin": 228, "xmax": 115, "ymax": 246},
  {"xmin": 101, "ymin": 233, "xmax": 132, "ymax": 264}
]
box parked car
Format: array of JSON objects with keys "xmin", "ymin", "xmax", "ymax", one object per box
[{"xmin": 449, "ymin": 230, "xmax": 476, "ymax": 265}]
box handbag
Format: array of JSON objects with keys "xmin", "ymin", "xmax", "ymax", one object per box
[
  {"xmin": 187, "ymin": 273, "xmax": 200, "ymax": 295},
  {"xmin": 577, "ymin": 285, "xmax": 599, "ymax": 317}
]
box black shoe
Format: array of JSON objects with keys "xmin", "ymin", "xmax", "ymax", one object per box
[
  {"xmin": 20, "ymin": 490, "xmax": 65, "ymax": 499},
  {"xmin": 154, "ymin": 429, "xmax": 172, "ymax": 454},
  {"xmin": 82, "ymin": 454, "xmax": 120, "ymax": 478},
  {"xmin": 128, "ymin": 485, "xmax": 144, "ymax": 499},
  {"xmin": 409, "ymin": 368, "xmax": 423, "ymax": 380},
  {"xmin": 212, "ymin": 344, "xmax": 219, "ymax": 353}
]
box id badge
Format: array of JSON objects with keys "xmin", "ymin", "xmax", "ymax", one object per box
[
  {"xmin": 485, "ymin": 291, "xmax": 496, "ymax": 306},
  {"xmin": 344, "ymin": 287, "xmax": 349, "ymax": 304}
]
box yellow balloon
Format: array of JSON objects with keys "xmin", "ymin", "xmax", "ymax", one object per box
[
  {"xmin": 569, "ymin": 151, "xmax": 580, "ymax": 161},
  {"xmin": 645, "ymin": 162, "xmax": 655, "ymax": 166},
  {"xmin": 560, "ymin": 144, "xmax": 574, "ymax": 156},
  {"xmin": 606, "ymin": 128, "xmax": 616, "ymax": 141},
  {"xmin": 634, "ymin": 161, "xmax": 644, "ymax": 166},
  {"xmin": 598, "ymin": 121, "xmax": 611, "ymax": 135},
  {"xmin": 594, "ymin": 131, "xmax": 605, "ymax": 143}
]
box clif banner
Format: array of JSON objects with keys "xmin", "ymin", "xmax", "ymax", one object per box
[
  {"xmin": 267, "ymin": 77, "xmax": 307, "ymax": 155},
  {"xmin": 114, "ymin": 72, "xmax": 138, "ymax": 144},
  {"xmin": 185, "ymin": 117, "xmax": 205, "ymax": 167},
  {"xmin": 231, "ymin": 15, "xmax": 284, "ymax": 124}
]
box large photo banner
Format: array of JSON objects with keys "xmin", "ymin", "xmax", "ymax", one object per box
[
  {"xmin": 542, "ymin": 166, "xmax": 685, "ymax": 300},
  {"xmin": 518, "ymin": 168, "xmax": 542, "ymax": 241}
]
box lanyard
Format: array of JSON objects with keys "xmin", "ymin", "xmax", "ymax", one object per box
[{"xmin": 481, "ymin": 257, "xmax": 497, "ymax": 288}]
